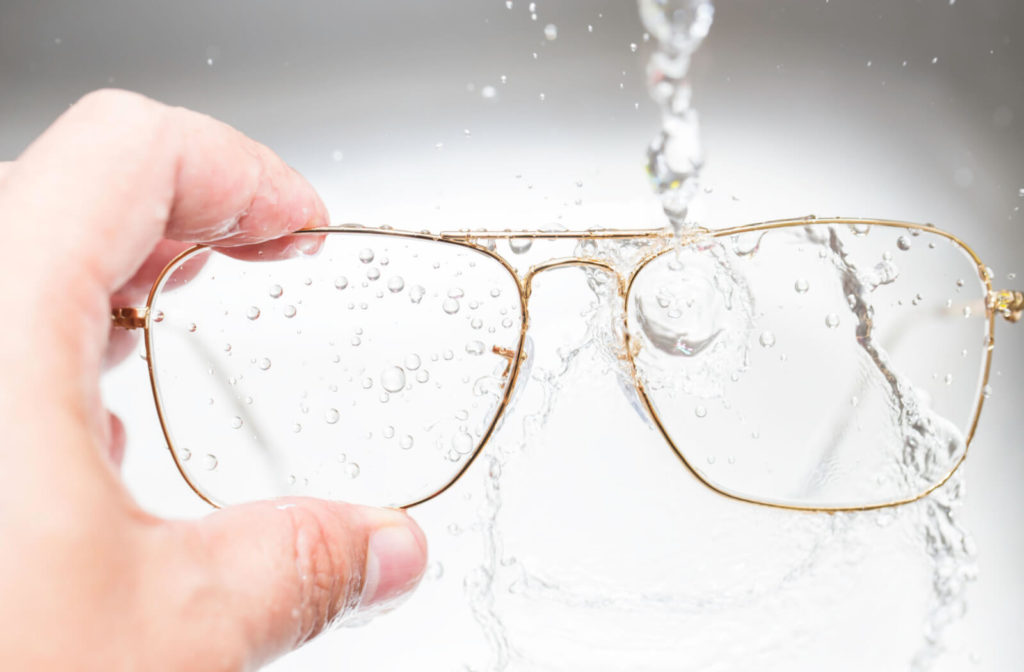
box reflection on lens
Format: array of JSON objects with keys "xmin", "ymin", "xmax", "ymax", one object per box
[
  {"xmin": 627, "ymin": 223, "xmax": 990, "ymax": 509},
  {"xmin": 148, "ymin": 232, "xmax": 524, "ymax": 508}
]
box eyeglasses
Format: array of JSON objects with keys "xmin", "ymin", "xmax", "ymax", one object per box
[{"xmin": 111, "ymin": 217, "xmax": 1022, "ymax": 513}]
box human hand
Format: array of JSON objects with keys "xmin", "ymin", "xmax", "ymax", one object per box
[{"xmin": 0, "ymin": 89, "xmax": 427, "ymax": 670}]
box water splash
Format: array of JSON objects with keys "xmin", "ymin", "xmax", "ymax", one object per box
[{"xmin": 638, "ymin": 0, "xmax": 715, "ymax": 234}]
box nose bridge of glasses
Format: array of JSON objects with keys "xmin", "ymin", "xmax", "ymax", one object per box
[{"xmin": 522, "ymin": 258, "xmax": 627, "ymax": 301}]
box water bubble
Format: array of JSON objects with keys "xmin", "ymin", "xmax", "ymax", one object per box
[
  {"xmin": 366, "ymin": 267, "xmax": 381, "ymax": 281},
  {"xmin": 794, "ymin": 279, "xmax": 810, "ymax": 294},
  {"xmin": 452, "ymin": 431, "xmax": 475, "ymax": 455},
  {"xmin": 471, "ymin": 317, "xmax": 483, "ymax": 330},
  {"xmin": 897, "ymin": 236, "xmax": 912, "ymax": 251},
  {"xmin": 345, "ymin": 463, "xmax": 361, "ymax": 479},
  {"xmin": 331, "ymin": 149, "xmax": 343, "ymax": 162},
  {"xmin": 293, "ymin": 423, "xmax": 302, "ymax": 433},
  {"xmin": 759, "ymin": 331, "xmax": 776, "ymax": 348},
  {"xmin": 544, "ymin": 23, "xmax": 558, "ymax": 40},
  {"xmin": 400, "ymin": 435, "xmax": 414, "ymax": 450},
  {"xmin": 416, "ymin": 370, "xmax": 430, "ymax": 383},
  {"xmin": 351, "ymin": 336, "xmax": 361, "ymax": 346},
  {"xmin": 944, "ymin": 374, "xmax": 954, "ymax": 385},
  {"xmin": 466, "ymin": 340, "xmax": 486, "ymax": 356},
  {"xmin": 825, "ymin": 313, "xmax": 841, "ymax": 329},
  {"xmin": 230, "ymin": 416, "xmax": 243, "ymax": 429},
  {"xmin": 335, "ymin": 276, "xmax": 349, "ymax": 290},
  {"xmin": 983, "ymin": 385, "xmax": 993, "ymax": 399},
  {"xmin": 188, "ymin": 322, "xmax": 198, "ymax": 333},
  {"xmin": 443, "ymin": 349, "xmax": 455, "ymax": 361},
  {"xmin": 258, "ymin": 357, "xmax": 272, "ymax": 371},
  {"xmin": 381, "ymin": 366, "xmax": 407, "ymax": 393},
  {"xmin": 502, "ymin": 317, "xmax": 514, "ymax": 328},
  {"xmin": 269, "ymin": 284, "xmax": 284, "ymax": 299},
  {"xmin": 358, "ymin": 248, "xmax": 375, "ymax": 264},
  {"xmin": 283, "ymin": 305, "xmax": 297, "ymax": 318},
  {"xmin": 203, "ymin": 454, "xmax": 218, "ymax": 471},
  {"xmin": 443, "ymin": 298, "xmax": 461, "ymax": 314},
  {"xmin": 850, "ymin": 223, "xmax": 871, "ymax": 236},
  {"xmin": 383, "ymin": 425, "xmax": 395, "ymax": 439},
  {"xmin": 246, "ymin": 306, "xmax": 261, "ymax": 320},
  {"xmin": 963, "ymin": 306, "xmax": 973, "ymax": 318},
  {"xmin": 409, "ymin": 285, "xmax": 426, "ymax": 304},
  {"xmin": 361, "ymin": 377, "xmax": 374, "ymax": 390},
  {"xmin": 509, "ymin": 239, "xmax": 533, "ymax": 254},
  {"xmin": 695, "ymin": 405, "xmax": 707, "ymax": 418},
  {"xmin": 448, "ymin": 287, "xmax": 465, "ymax": 299},
  {"xmin": 325, "ymin": 408, "xmax": 340, "ymax": 424},
  {"xmin": 490, "ymin": 288, "xmax": 502, "ymax": 298}
]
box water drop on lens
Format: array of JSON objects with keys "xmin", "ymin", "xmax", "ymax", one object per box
[
  {"xmin": 383, "ymin": 425, "xmax": 395, "ymax": 439},
  {"xmin": 416, "ymin": 370, "xmax": 430, "ymax": 383},
  {"xmin": 471, "ymin": 317, "xmax": 483, "ymax": 330},
  {"xmin": 851, "ymin": 223, "xmax": 871, "ymax": 236},
  {"xmin": 325, "ymin": 408, "xmax": 340, "ymax": 424},
  {"xmin": 404, "ymin": 354, "xmax": 421, "ymax": 370},
  {"xmin": 443, "ymin": 349, "xmax": 454, "ymax": 361},
  {"xmin": 897, "ymin": 236, "xmax": 912, "ymax": 251},
  {"xmin": 452, "ymin": 431, "xmax": 475, "ymax": 455},
  {"xmin": 362, "ymin": 377, "xmax": 373, "ymax": 390},
  {"xmin": 759, "ymin": 331, "xmax": 776, "ymax": 348},
  {"xmin": 381, "ymin": 366, "xmax": 406, "ymax": 393},
  {"xmin": 410, "ymin": 285, "xmax": 426, "ymax": 304},
  {"xmin": 695, "ymin": 406, "xmax": 707, "ymax": 418},
  {"xmin": 246, "ymin": 306, "xmax": 261, "ymax": 320},
  {"xmin": 181, "ymin": 447, "xmax": 192, "ymax": 462},
  {"xmin": 269, "ymin": 284, "xmax": 283, "ymax": 299},
  {"xmin": 963, "ymin": 306, "xmax": 973, "ymax": 318},
  {"xmin": 283, "ymin": 305, "xmax": 297, "ymax": 318},
  {"xmin": 794, "ymin": 279, "xmax": 809, "ymax": 294},
  {"xmin": 152, "ymin": 310, "xmax": 165, "ymax": 323},
  {"xmin": 230, "ymin": 416, "xmax": 243, "ymax": 429},
  {"xmin": 443, "ymin": 298, "xmax": 461, "ymax": 314},
  {"xmin": 258, "ymin": 357, "xmax": 271, "ymax": 371},
  {"xmin": 400, "ymin": 435, "xmax": 414, "ymax": 450},
  {"xmin": 388, "ymin": 276, "xmax": 405, "ymax": 293},
  {"xmin": 366, "ymin": 267, "xmax": 380, "ymax": 281},
  {"xmin": 335, "ymin": 276, "xmax": 349, "ymax": 290},
  {"xmin": 293, "ymin": 423, "xmax": 302, "ymax": 433},
  {"xmin": 544, "ymin": 23, "xmax": 558, "ymax": 40},
  {"xmin": 203, "ymin": 454, "xmax": 218, "ymax": 471},
  {"xmin": 509, "ymin": 239, "xmax": 533, "ymax": 254},
  {"xmin": 944, "ymin": 374, "xmax": 954, "ymax": 385},
  {"xmin": 825, "ymin": 313, "xmax": 840, "ymax": 329},
  {"xmin": 346, "ymin": 463, "xmax": 361, "ymax": 478},
  {"xmin": 983, "ymin": 385, "xmax": 993, "ymax": 399},
  {"xmin": 358, "ymin": 249, "xmax": 374, "ymax": 264}
]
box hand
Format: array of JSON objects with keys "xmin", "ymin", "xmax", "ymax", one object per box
[{"xmin": 0, "ymin": 89, "xmax": 427, "ymax": 670}]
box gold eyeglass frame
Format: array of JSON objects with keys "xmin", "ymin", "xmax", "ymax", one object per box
[{"xmin": 112, "ymin": 216, "xmax": 1023, "ymax": 513}]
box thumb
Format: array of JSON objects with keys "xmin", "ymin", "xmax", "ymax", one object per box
[{"xmin": 186, "ymin": 499, "xmax": 427, "ymax": 666}]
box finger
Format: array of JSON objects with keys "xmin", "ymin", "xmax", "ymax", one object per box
[
  {"xmin": 189, "ymin": 500, "xmax": 427, "ymax": 666},
  {"xmin": 106, "ymin": 412, "xmax": 126, "ymax": 469},
  {"xmin": 0, "ymin": 89, "xmax": 329, "ymax": 298},
  {"xmin": 0, "ymin": 161, "xmax": 13, "ymax": 183}
]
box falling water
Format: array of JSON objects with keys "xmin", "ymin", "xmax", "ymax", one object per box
[{"xmin": 639, "ymin": 0, "xmax": 715, "ymax": 235}]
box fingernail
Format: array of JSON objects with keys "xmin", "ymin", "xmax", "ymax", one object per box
[{"xmin": 362, "ymin": 522, "xmax": 428, "ymax": 606}]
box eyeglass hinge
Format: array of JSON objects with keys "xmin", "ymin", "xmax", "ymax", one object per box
[
  {"xmin": 991, "ymin": 290, "xmax": 1024, "ymax": 323},
  {"xmin": 111, "ymin": 307, "xmax": 148, "ymax": 330}
]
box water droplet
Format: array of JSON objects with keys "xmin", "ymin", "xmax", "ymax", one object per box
[
  {"xmin": 443, "ymin": 349, "xmax": 454, "ymax": 361},
  {"xmin": 629, "ymin": 42, "xmax": 638, "ymax": 53},
  {"xmin": 944, "ymin": 374, "xmax": 954, "ymax": 385},
  {"xmin": 448, "ymin": 287, "xmax": 465, "ymax": 299},
  {"xmin": 334, "ymin": 276, "xmax": 349, "ymax": 290},
  {"xmin": 794, "ymin": 278, "xmax": 810, "ymax": 294},
  {"xmin": 404, "ymin": 354, "xmax": 421, "ymax": 370},
  {"xmin": 269, "ymin": 284, "xmax": 284, "ymax": 299},
  {"xmin": 505, "ymin": 0, "xmax": 513, "ymax": 7},
  {"xmin": 825, "ymin": 313, "xmax": 841, "ymax": 329},
  {"xmin": 325, "ymin": 408, "xmax": 340, "ymax": 424},
  {"xmin": 188, "ymin": 322, "xmax": 198, "ymax": 333},
  {"xmin": 331, "ymin": 149, "xmax": 343, "ymax": 162},
  {"xmin": 543, "ymin": 23, "xmax": 558, "ymax": 40},
  {"xmin": 381, "ymin": 366, "xmax": 406, "ymax": 393},
  {"xmin": 851, "ymin": 223, "xmax": 871, "ymax": 236},
  {"xmin": 410, "ymin": 285, "xmax": 426, "ymax": 304},
  {"xmin": 443, "ymin": 298, "xmax": 461, "ymax": 314},
  {"xmin": 983, "ymin": 384, "xmax": 993, "ymax": 399},
  {"xmin": 230, "ymin": 416, "xmax": 243, "ymax": 429},
  {"xmin": 345, "ymin": 463, "xmax": 361, "ymax": 479},
  {"xmin": 963, "ymin": 305, "xmax": 973, "ymax": 318},
  {"xmin": 416, "ymin": 370, "xmax": 430, "ymax": 383},
  {"xmin": 452, "ymin": 431, "xmax": 475, "ymax": 455},
  {"xmin": 203, "ymin": 454, "xmax": 218, "ymax": 471},
  {"xmin": 152, "ymin": 310, "xmax": 165, "ymax": 323},
  {"xmin": 695, "ymin": 405, "xmax": 707, "ymax": 418},
  {"xmin": 283, "ymin": 305, "xmax": 297, "ymax": 318},
  {"xmin": 351, "ymin": 336, "xmax": 361, "ymax": 346},
  {"xmin": 466, "ymin": 340, "xmax": 485, "ymax": 355},
  {"xmin": 509, "ymin": 239, "xmax": 533, "ymax": 254},
  {"xmin": 382, "ymin": 425, "xmax": 395, "ymax": 439},
  {"xmin": 180, "ymin": 447, "xmax": 192, "ymax": 462},
  {"xmin": 366, "ymin": 267, "xmax": 381, "ymax": 281},
  {"xmin": 292, "ymin": 423, "xmax": 302, "ymax": 433},
  {"xmin": 400, "ymin": 435, "xmax": 414, "ymax": 450},
  {"xmin": 258, "ymin": 357, "xmax": 271, "ymax": 371},
  {"xmin": 897, "ymin": 236, "xmax": 912, "ymax": 251},
  {"xmin": 361, "ymin": 377, "xmax": 373, "ymax": 390},
  {"xmin": 358, "ymin": 248, "xmax": 375, "ymax": 264},
  {"xmin": 759, "ymin": 331, "xmax": 776, "ymax": 348},
  {"xmin": 471, "ymin": 317, "xmax": 483, "ymax": 330},
  {"xmin": 246, "ymin": 306, "xmax": 261, "ymax": 320}
]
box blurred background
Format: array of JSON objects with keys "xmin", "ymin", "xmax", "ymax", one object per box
[{"xmin": 1, "ymin": 0, "xmax": 1021, "ymax": 669}]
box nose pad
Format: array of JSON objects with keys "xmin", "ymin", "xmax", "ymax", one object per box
[{"xmin": 493, "ymin": 335, "xmax": 534, "ymax": 431}]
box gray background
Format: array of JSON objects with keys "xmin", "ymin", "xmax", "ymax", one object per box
[{"xmin": 1, "ymin": 1, "xmax": 1021, "ymax": 670}]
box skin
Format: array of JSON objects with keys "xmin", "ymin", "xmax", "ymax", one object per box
[{"xmin": 0, "ymin": 89, "xmax": 428, "ymax": 671}]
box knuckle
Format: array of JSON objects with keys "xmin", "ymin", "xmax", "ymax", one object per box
[{"xmin": 72, "ymin": 88, "xmax": 158, "ymax": 119}]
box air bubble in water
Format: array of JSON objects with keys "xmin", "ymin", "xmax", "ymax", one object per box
[
  {"xmin": 258, "ymin": 358, "xmax": 271, "ymax": 371},
  {"xmin": 759, "ymin": 331, "xmax": 776, "ymax": 348},
  {"xmin": 443, "ymin": 299, "xmax": 461, "ymax": 314},
  {"xmin": 358, "ymin": 248, "xmax": 375, "ymax": 263},
  {"xmin": 405, "ymin": 354, "xmax": 421, "ymax": 370},
  {"xmin": 452, "ymin": 431, "xmax": 475, "ymax": 455},
  {"xmin": 544, "ymin": 24, "xmax": 558, "ymax": 40},
  {"xmin": 897, "ymin": 236, "xmax": 912, "ymax": 251},
  {"xmin": 283, "ymin": 305, "xmax": 297, "ymax": 318},
  {"xmin": 388, "ymin": 276, "xmax": 405, "ymax": 293},
  {"xmin": 366, "ymin": 267, "xmax": 380, "ymax": 281},
  {"xmin": 410, "ymin": 286, "xmax": 426, "ymax": 303},
  {"xmin": 335, "ymin": 276, "xmax": 349, "ymax": 290},
  {"xmin": 381, "ymin": 367, "xmax": 406, "ymax": 393},
  {"xmin": 325, "ymin": 408, "xmax": 340, "ymax": 424},
  {"xmin": 362, "ymin": 377, "xmax": 373, "ymax": 390},
  {"xmin": 230, "ymin": 416, "xmax": 243, "ymax": 429},
  {"xmin": 246, "ymin": 306, "xmax": 261, "ymax": 320},
  {"xmin": 383, "ymin": 425, "xmax": 395, "ymax": 439},
  {"xmin": 203, "ymin": 454, "xmax": 218, "ymax": 471},
  {"xmin": 509, "ymin": 239, "xmax": 533, "ymax": 254},
  {"xmin": 944, "ymin": 374, "xmax": 954, "ymax": 385},
  {"xmin": 416, "ymin": 370, "xmax": 430, "ymax": 383},
  {"xmin": 269, "ymin": 284, "xmax": 283, "ymax": 298},
  {"xmin": 400, "ymin": 435, "xmax": 414, "ymax": 450},
  {"xmin": 851, "ymin": 223, "xmax": 871, "ymax": 236},
  {"xmin": 346, "ymin": 463, "xmax": 361, "ymax": 479},
  {"xmin": 694, "ymin": 405, "xmax": 707, "ymax": 418},
  {"xmin": 794, "ymin": 279, "xmax": 809, "ymax": 294},
  {"xmin": 490, "ymin": 288, "xmax": 502, "ymax": 298},
  {"xmin": 466, "ymin": 340, "xmax": 485, "ymax": 355},
  {"xmin": 825, "ymin": 313, "xmax": 841, "ymax": 329},
  {"xmin": 471, "ymin": 317, "xmax": 483, "ymax": 330}
]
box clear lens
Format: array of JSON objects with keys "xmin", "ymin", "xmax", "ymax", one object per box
[
  {"xmin": 627, "ymin": 223, "xmax": 991, "ymax": 509},
  {"xmin": 147, "ymin": 231, "xmax": 524, "ymax": 507}
]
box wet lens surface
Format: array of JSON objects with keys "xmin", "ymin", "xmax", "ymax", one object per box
[
  {"xmin": 627, "ymin": 223, "xmax": 990, "ymax": 509},
  {"xmin": 148, "ymin": 231, "xmax": 524, "ymax": 507}
]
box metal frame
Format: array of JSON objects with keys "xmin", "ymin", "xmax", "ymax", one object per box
[{"xmin": 112, "ymin": 216, "xmax": 1018, "ymax": 512}]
